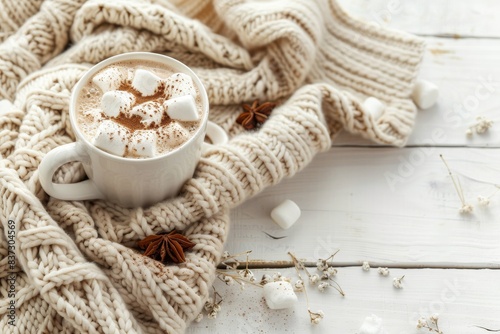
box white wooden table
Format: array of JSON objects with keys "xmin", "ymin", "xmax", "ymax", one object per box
[{"xmin": 189, "ymin": 1, "xmax": 500, "ymax": 333}]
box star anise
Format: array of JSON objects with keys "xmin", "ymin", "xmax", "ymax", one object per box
[
  {"xmin": 137, "ymin": 230, "xmax": 196, "ymax": 263},
  {"xmin": 236, "ymin": 100, "xmax": 276, "ymax": 130}
]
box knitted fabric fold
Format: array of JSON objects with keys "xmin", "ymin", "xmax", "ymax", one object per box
[{"xmin": 0, "ymin": 0, "xmax": 425, "ymax": 333}]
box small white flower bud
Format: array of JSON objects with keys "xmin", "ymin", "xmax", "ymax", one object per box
[
  {"xmin": 393, "ymin": 275, "xmax": 405, "ymax": 289},
  {"xmin": 326, "ymin": 267, "xmax": 338, "ymax": 276},
  {"xmin": 316, "ymin": 259, "xmax": 328, "ymax": 271},
  {"xmin": 223, "ymin": 275, "xmax": 234, "ymax": 285},
  {"xmin": 294, "ymin": 279, "xmax": 304, "ymax": 291},
  {"xmin": 309, "ymin": 274, "xmax": 320, "ymax": 285},
  {"xmin": 377, "ymin": 267, "xmax": 390, "ymax": 276},
  {"xmin": 478, "ymin": 196, "xmax": 490, "ymax": 206},
  {"xmin": 362, "ymin": 261, "xmax": 370, "ymax": 271},
  {"xmin": 318, "ymin": 282, "xmax": 329, "ymax": 292},
  {"xmin": 459, "ymin": 204, "xmax": 473, "ymax": 214},
  {"xmin": 416, "ymin": 317, "xmax": 427, "ymax": 328},
  {"xmin": 430, "ymin": 313, "xmax": 439, "ymax": 323}
]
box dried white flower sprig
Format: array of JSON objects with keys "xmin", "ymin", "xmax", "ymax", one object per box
[
  {"xmin": 440, "ymin": 154, "xmax": 473, "ymax": 214},
  {"xmin": 477, "ymin": 185, "xmax": 500, "ymax": 207},
  {"xmin": 288, "ymin": 252, "xmax": 345, "ymax": 325},
  {"xmin": 308, "ymin": 310, "xmax": 325, "ymax": 324},
  {"xmin": 217, "ymin": 250, "xmax": 262, "ymax": 290},
  {"xmin": 298, "ymin": 252, "xmax": 344, "ymax": 296},
  {"xmin": 204, "ymin": 288, "xmax": 223, "ymax": 319},
  {"xmin": 294, "ymin": 279, "xmax": 304, "ymax": 291},
  {"xmin": 477, "ymin": 195, "xmax": 490, "ymax": 206},
  {"xmin": 377, "ymin": 267, "xmax": 390, "ymax": 276},
  {"xmin": 466, "ymin": 116, "xmax": 493, "ymax": 137},
  {"xmin": 393, "ymin": 275, "xmax": 405, "ymax": 289},
  {"xmin": 194, "ymin": 313, "xmax": 204, "ymax": 322},
  {"xmin": 288, "ymin": 252, "xmax": 319, "ymax": 324},
  {"xmin": 289, "ymin": 251, "xmax": 344, "ymax": 296},
  {"xmin": 362, "ymin": 261, "xmax": 370, "ymax": 271},
  {"xmin": 440, "ymin": 155, "xmax": 500, "ymax": 213},
  {"xmin": 417, "ymin": 314, "xmax": 443, "ymax": 333},
  {"xmin": 213, "ymin": 250, "xmax": 345, "ymax": 324}
]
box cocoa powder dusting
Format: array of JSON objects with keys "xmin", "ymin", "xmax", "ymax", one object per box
[
  {"xmin": 113, "ymin": 114, "xmax": 146, "ymax": 131},
  {"xmin": 112, "ymin": 81, "xmax": 170, "ymax": 131},
  {"xmin": 118, "ymin": 81, "xmax": 166, "ymax": 105},
  {"xmin": 160, "ymin": 113, "xmax": 173, "ymax": 127}
]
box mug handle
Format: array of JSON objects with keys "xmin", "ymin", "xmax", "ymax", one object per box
[
  {"xmin": 203, "ymin": 121, "xmax": 228, "ymax": 151},
  {"xmin": 38, "ymin": 142, "xmax": 105, "ymax": 201},
  {"xmin": 39, "ymin": 121, "xmax": 228, "ymax": 201}
]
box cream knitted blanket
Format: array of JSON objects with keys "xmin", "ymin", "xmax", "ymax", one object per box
[{"xmin": 0, "ymin": 0, "xmax": 425, "ymax": 333}]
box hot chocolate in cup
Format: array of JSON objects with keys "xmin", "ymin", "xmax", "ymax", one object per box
[
  {"xmin": 77, "ymin": 59, "xmax": 204, "ymax": 159},
  {"xmin": 39, "ymin": 52, "xmax": 228, "ymax": 208}
]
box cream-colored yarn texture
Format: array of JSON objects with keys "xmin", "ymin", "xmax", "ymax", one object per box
[{"xmin": 0, "ymin": 0, "xmax": 425, "ymax": 333}]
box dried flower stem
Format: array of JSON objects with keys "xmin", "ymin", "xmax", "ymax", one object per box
[
  {"xmin": 289, "ymin": 252, "xmax": 321, "ymax": 324},
  {"xmin": 289, "ymin": 252, "xmax": 340, "ymax": 324},
  {"xmin": 212, "ymin": 287, "xmax": 222, "ymax": 306},
  {"xmin": 323, "ymin": 250, "xmax": 340, "ymax": 263},
  {"xmin": 229, "ymin": 250, "xmax": 253, "ymax": 259},
  {"xmin": 204, "ymin": 286, "xmax": 224, "ymax": 319},
  {"xmin": 487, "ymin": 185, "xmax": 500, "ymax": 199},
  {"xmin": 219, "ymin": 250, "xmax": 252, "ymax": 264},
  {"xmin": 215, "ymin": 271, "xmax": 263, "ymax": 288},
  {"xmin": 417, "ymin": 314, "xmax": 443, "ymax": 333},
  {"xmin": 328, "ymin": 279, "xmax": 345, "ymax": 297},
  {"xmin": 217, "ymin": 250, "xmax": 262, "ymax": 288},
  {"xmin": 288, "ymin": 252, "xmax": 311, "ymax": 307},
  {"xmin": 439, "ymin": 154, "xmax": 472, "ymax": 213}
]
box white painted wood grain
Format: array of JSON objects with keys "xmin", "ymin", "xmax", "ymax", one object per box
[
  {"xmin": 337, "ymin": 0, "xmax": 500, "ymax": 38},
  {"xmin": 188, "ymin": 267, "xmax": 500, "ymax": 334},
  {"xmin": 334, "ymin": 37, "xmax": 500, "ymax": 147},
  {"xmin": 225, "ymin": 147, "xmax": 500, "ymax": 265}
]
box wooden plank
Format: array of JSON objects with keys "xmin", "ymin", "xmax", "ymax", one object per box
[
  {"xmin": 224, "ymin": 147, "xmax": 500, "ymax": 265},
  {"xmin": 188, "ymin": 267, "xmax": 500, "ymax": 333},
  {"xmin": 333, "ymin": 37, "xmax": 500, "ymax": 147},
  {"xmin": 337, "ymin": 0, "xmax": 500, "ymax": 38},
  {"xmin": 187, "ymin": 2, "xmax": 500, "ymax": 333}
]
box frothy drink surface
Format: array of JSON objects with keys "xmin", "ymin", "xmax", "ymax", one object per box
[{"xmin": 76, "ymin": 60, "xmax": 203, "ymax": 158}]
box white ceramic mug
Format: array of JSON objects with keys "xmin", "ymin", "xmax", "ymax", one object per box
[{"xmin": 39, "ymin": 52, "xmax": 227, "ymax": 208}]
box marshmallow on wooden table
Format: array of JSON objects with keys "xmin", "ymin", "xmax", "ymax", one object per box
[
  {"xmin": 411, "ymin": 79, "xmax": 439, "ymax": 109},
  {"xmin": 363, "ymin": 97, "xmax": 385, "ymax": 121},
  {"xmin": 129, "ymin": 130, "xmax": 157, "ymax": 158},
  {"xmin": 263, "ymin": 281, "xmax": 298, "ymax": 310},
  {"xmin": 164, "ymin": 95, "xmax": 199, "ymax": 121},
  {"xmin": 165, "ymin": 73, "xmax": 197, "ymax": 98},
  {"xmin": 130, "ymin": 101, "xmax": 163, "ymax": 127},
  {"xmin": 101, "ymin": 90, "xmax": 135, "ymax": 117},
  {"xmin": 358, "ymin": 314, "xmax": 388, "ymax": 334},
  {"xmin": 132, "ymin": 69, "xmax": 163, "ymax": 96},
  {"xmin": 93, "ymin": 67, "xmax": 124, "ymax": 93},
  {"xmin": 270, "ymin": 199, "xmax": 301, "ymax": 229},
  {"xmin": 93, "ymin": 120, "xmax": 129, "ymax": 156}
]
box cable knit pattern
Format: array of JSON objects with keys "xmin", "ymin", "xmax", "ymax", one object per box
[
  {"xmin": 0, "ymin": 0, "xmax": 45, "ymax": 43},
  {"xmin": 0, "ymin": 0, "xmax": 425, "ymax": 333}
]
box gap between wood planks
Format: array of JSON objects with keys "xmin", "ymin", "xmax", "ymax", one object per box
[
  {"xmin": 218, "ymin": 261, "xmax": 500, "ymax": 270},
  {"xmin": 332, "ymin": 144, "xmax": 500, "ymax": 149},
  {"xmin": 416, "ymin": 33, "xmax": 500, "ymax": 40}
]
